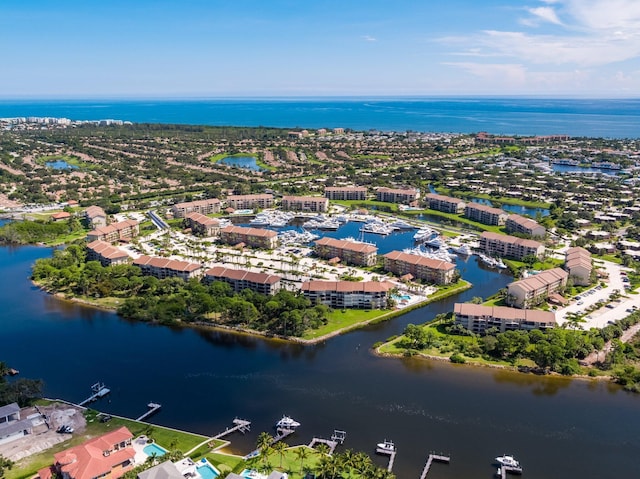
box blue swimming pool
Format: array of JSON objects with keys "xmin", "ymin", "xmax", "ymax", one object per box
[
  {"xmin": 196, "ymin": 464, "xmax": 219, "ymax": 479},
  {"xmin": 143, "ymin": 443, "xmax": 167, "ymax": 457},
  {"xmin": 392, "ymin": 294, "xmax": 411, "ymax": 300}
]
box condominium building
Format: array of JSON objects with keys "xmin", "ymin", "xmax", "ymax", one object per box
[
  {"xmin": 220, "ymin": 225, "xmax": 278, "ymax": 249},
  {"xmin": 506, "ymin": 268, "xmax": 569, "ymax": 309},
  {"xmin": 564, "ymin": 246, "xmax": 592, "ymax": 286},
  {"xmin": 383, "ymin": 250, "xmax": 456, "ymax": 285},
  {"xmin": 281, "ymin": 195, "xmax": 329, "ymax": 213},
  {"xmin": 86, "ymin": 219, "xmax": 139, "ymax": 243},
  {"xmin": 479, "ymin": 232, "xmax": 545, "ymax": 260},
  {"xmin": 454, "ymin": 303, "xmax": 556, "ymax": 333},
  {"xmin": 375, "ymin": 187, "xmax": 419, "ymax": 204},
  {"xmin": 204, "ymin": 267, "xmax": 281, "ymax": 295},
  {"xmin": 505, "ymin": 214, "xmax": 546, "ymax": 238},
  {"xmin": 464, "ymin": 203, "xmax": 508, "ymax": 226},
  {"xmin": 171, "ymin": 198, "xmax": 221, "ymax": 218},
  {"xmin": 301, "ymin": 281, "xmax": 393, "ymax": 309},
  {"xmin": 133, "ymin": 255, "xmax": 202, "ymax": 280},
  {"xmin": 86, "ymin": 240, "xmax": 130, "ymax": 266},
  {"xmin": 184, "ymin": 212, "xmax": 220, "ymax": 237},
  {"xmin": 225, "ymin": 194, "xmax": 274, "ymax": 210},
  {"xmin": 314, "ymin": 237, "xmax": 378, "ymax": 267},
  {"xmin": 324, "ymin": 186, "xmax": 368, "ymax": 201},
  {"xmin": 425, "ymin": 193, "xmax": 466, "ymax": 214},
  {"xmin": 85, "ymin": 205, "xmax": 107, "ymax": 228}
]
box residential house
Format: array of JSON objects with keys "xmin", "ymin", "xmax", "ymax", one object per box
[
  {"xmin": 375, "ymin": 187, "xmax": 419, "ymax": 204},
  {"xmin": 225, "ymin": 194, "xmax": 274, "ymax": 210},
  {"xmin": 383, "ymin": 251, "xmax": 456, "ymax": 285},
  {"xmin": 324, "ymin": 186, "xmax": 367, "ymax": 201},
  {"xmin": 464, "ymin": 203, "xmax": 508, "ymax": 226},
  {"xmin": 133, "ymin": 256, "xmax": 202, "ymax": 280},
  {"xmin": 86, "ymin": 220, "xmax": 139, "ymax": 243},
  {"xmin": 479, "ymin": 232, "xmax": 545, "ymax": 260},
  {"xmin": 281, "ymin": 195, "xmax": 329, "ymax": 213},
  {"xmin": 85, "ymin": 206, "xmax": 107, "ymax": 228},
  {"xmin": 204, "ymin": 267, "xmax": 281, "ymax": 295},
  {"xmin": 220, "ymin": 225, "xmax": 278, "ymax": 249},
  {"xmin": 506, "ymin": 268, "xmax": 569, "ymax": 308},
  {"xmin": 314, "ymin": 237, "xmax": 378, "ymax": 267},
  {"xmin": 0, "ymin": 403, "xmax": 33, "ymax": 446},
  {"xmin": 301, "ymin": 281, "xmax": 393, "ymax": 309},
  {"xmin": 38, "ymin": 427, "xmax": 134, "ymax": 479},
  {"xmin": 184, "ymin": 212, "xmax": 220, "ymax": 237},
  {"xmin": 86, "ymin": 240, "xmax": 130, "ymax": 266},
  {"xmin": 425, "ymin": 193, "xmax": 466, "ymax": 214},
  {"xmin": 454, "ymin": 303, "xmax": 556, "ymax": 333},
  {"xmin": 564, "ymin": 246, "xmax": 592, "ymax": 286},
  {"xmin": 505, "ymin": 214, "xmax": 546, "ymax": 238},
  {"xmin": 171, "ymin": 198, "xmax": 221, "ymax": 218}
]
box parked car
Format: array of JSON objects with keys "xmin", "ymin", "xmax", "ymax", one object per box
[{"xmin": 100, "ymin": 414, "xmax": 112, "ymax": 423}]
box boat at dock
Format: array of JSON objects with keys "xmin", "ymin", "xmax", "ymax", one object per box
[
  {"xmin": 478, "ymin": 253, "xmax": 508, "ymax": 269},
  {"xmin": 275, "ymin": 415, "xmax": 301, "ymax": 429},
  {"xmin": 413, "ymin": 227, "xmax": 434, "ymax": 241},
  {"xmin": 495, "ymin": 455, "xmax": 520, "ymax": 468},
  {"xmin": 450, "ymin": 244, "xmax": 472, "ymax": 256},
  {"xmin": 389, "ymin": 219, "xmax": 415, "ymax": 230},
  {"xmin": 376, "ymin": 440, "xmax": 395, "ymax": 453}
]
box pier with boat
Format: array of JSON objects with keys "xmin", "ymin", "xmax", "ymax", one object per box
[
  {"xmin": 78, "ymin": 382, "xmax": 111, "ymax": 406},
  {"xmin": 376, "ymin": 440, "xmax": 396, "ymax": 471}
]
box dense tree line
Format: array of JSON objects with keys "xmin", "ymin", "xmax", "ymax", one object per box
[
  {"xmin": 0, "ymin": 218, "xmax": 85, "ymax": 245},
  {"xmin": 0, "ymin": 362, "xmax": 43, "ymax": 408},
  {"xmin": 400, "ymin": 312, "xmax": 640, "ymax": 380},
  {"xmin": 31, "ymin": 246, "xmax": 329, "ymax": 337}
]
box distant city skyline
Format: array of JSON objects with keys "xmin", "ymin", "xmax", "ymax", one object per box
[{"xmin": 2, "ymin": 0, "xmax": 639, "ymax": 98}]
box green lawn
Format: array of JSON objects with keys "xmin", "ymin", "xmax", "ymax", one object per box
[
  {"xmin": 330, "ymin": 199, "xmax": 400, "ymax": 213},
  {"xmin": 401, "ymin": 209, "xmax": 505, "ymax": 233},
  {"xmin": 35, "ymin": 154, "xmax": 94, "ymax": 170},
  {"xmin": 303, "ymin": 309, "xmax": 391, "ymax": 339}
]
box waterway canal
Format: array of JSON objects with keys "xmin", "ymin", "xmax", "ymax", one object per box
[{"xmin": 2, "ymin": 243, "xmax": 639, "ymax": 479}]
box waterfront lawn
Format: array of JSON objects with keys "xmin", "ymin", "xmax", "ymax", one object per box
[
  {"xmin": 503, "ymin": 257, "xmax": 564, "ymax": 272},
  {"xmin": 401, "ymin": 209, "xmax": 504, "ymax": 233},
  {"xmin": 302, "ymin": 309, "xmax": 391, "ymax": 340},
  {"xmin": 330, "ymin": 199, "xmax": 400, "ymax": 213}
]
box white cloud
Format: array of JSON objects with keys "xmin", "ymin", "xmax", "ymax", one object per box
[
  {"xmin": 362, "ymin": 35, "xmax": 377, "ymax": 42},
  {"xmin": 526, "ymin": 6, "xmax": 563, "ymax": 25}
]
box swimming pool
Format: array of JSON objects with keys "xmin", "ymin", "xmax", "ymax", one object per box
[
  {"xmin": 392, "ymin": 294, "xmax": 411, "ymax": 301},
  {"xmin": 143, "ymin": 443, "xmax": 167, "ymax": 457},
  {"xmin": 196, "ymin": 464, "xmax": 219, "ymax": 479}
]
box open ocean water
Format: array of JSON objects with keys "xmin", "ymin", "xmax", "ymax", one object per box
[{"xmin": 1, "ymin": 97, "xmax": 639, "ymax": 138}]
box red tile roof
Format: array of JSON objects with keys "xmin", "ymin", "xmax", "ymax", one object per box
[
  {"xmin": 133, "ymin": 255, "xmax": 201, "ymax": 272},
  {"xmin": 185, "ymin": 211, "xmax": 220, "ymax": 226},
  {"xmin": 86, "ymin": 240, "xmax": 130, "ymax": 260},
  {"xmin": 315, "ymin": 237, "xmax": 377, "ymax": 254},
  {"xmin": 383, "ymin": 250, "xmax": 455, "ymax": 271},
  {"xmin": 205, "ymin": 266, "xmax": 281, "ymax": 284},
  {"xmin": 301, "ymin": 280, "xmax": 393, "ymax": 293},
  {"xmin": 221, "ymin": 225, "xmax": 277, "ymax": 238},
  {"xmin": 52, "ymin": 427, "xmax": 134, "ymax": 479}
]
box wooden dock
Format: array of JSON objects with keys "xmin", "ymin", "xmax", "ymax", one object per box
[
  {"xmin": 309, "ymin": 437, "xmax": 338, "ymax": 455},
  {"xmin": 498, "ymin": 465, "xmax": 523, "ymax": 478},
  {"xmin": 419, "ymin": 453, "xmax": 451, "ymax": 479},
  {"xmin": 136, "ymin": 403, "xmax": 161, "ymax": 421},
  {"xmin": 243, "ymin": 428, "xmax": 297, "ymax": 460},
  {"xmin": 78, "ymin": 383, "xmax": 110, "ymax": 406},
  {"xmin": 212, "ymin": 418, "xmax": 251, "ymax": 439},
  {"xmin": 376, "ymin": 444, "xmax": 396, "ymax": 472}
]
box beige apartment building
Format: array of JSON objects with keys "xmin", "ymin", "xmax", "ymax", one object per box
[
  {"xmin": 220, "ymin": 225, "xmax": 278, "ymax": 249},
  {"xmin": 314, "ymin": 237, "xmax": 378, "ymax": 267},
  {"xmin": 479, "ymin": 232, "xmax": 545, "ymax": 260},
  {"xmin": 506, "ymin": 267, "xmax": 569, "ymax": 308},
  {"xmin": 454, "ymin": 303, "xmax": 556, "ymax": 333},
  {"xmin": 301, "ymin": 281, "xmax": 393, "ymax": 309},
  {"xmin": 171, "ymin": 198, "xmax": 221, "ymax": 218},
  {"xmin": 324, "ymin": 186, "xmax": 367, "ymax": 201},
  {"xmin": 281, "ymin": 195, "xmax": 329, "ymax": 212},
  {"xmin": 383, "ymin": 250, "xmax": 456, "ymax": 285}
]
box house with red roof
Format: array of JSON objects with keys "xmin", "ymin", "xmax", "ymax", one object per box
[{"xmin": 38, "ymin": 427, "xmax": 135, "ymax": 479}]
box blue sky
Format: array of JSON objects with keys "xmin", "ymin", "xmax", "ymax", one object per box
[{"xmin": 1, "ymin": 0, "xmax": 639, "ymax": 97}]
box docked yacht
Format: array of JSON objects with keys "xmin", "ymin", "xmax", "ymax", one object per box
[
  {"xmin": 450, "ymin": 243, "xmax": 472, "ymax": 256},
  {"xmin": 376, "ymin": 440, "xmax": 395, "ymax": 453},
  {"xmin": 413, "ymin": 227, "xmax": 433, "ymax": 241},
  {"xmin": 275, "ymin": 415, "xmax": 301, "ymax": 429},
  {"xmin": 390, "ymin": 219, "xmax": 414, "ymax": 230},
  {"xmin": 424, "ymin": 235, "xmax": 444, "ymax": 248},
  {"xmin": 495, "ymin": 455, "xmax": 520, "ymax": 468}
]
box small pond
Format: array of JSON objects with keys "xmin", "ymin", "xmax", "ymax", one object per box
[
  {"xmin": 45, "ymin": 160, "xmax": 78, "ymax": 170},
  {"xmin": 220, "ymin": 156, "xmax": 263, "ymax": 171}
]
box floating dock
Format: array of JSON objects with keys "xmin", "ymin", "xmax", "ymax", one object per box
[
  {"xmin": 419, "ymin": 453, "xmax": 451, "ymax": 479},
  {"xmin": 136, "ymin": 402, "xmax": 162, "ymax": 421},
  {"xmin": 79, "ymin": 382, "xmax": 110, "ymax": 406},
  {"xmin": 308, "ymin": 437, "xmax": 338, "ymax": 455},
  {"xmin": 213, "ymin": 418, "xmax": 251, "ymax": 439},
  {"xmin": 376, "ymin": 442, "xmax": 396, "ymax": 472},
  {"xmin": 498, "ymin": 465, "xmax": 523, "ymax": 477}
]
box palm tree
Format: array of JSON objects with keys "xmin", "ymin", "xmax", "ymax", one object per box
[
  {"xmin": 272, "ymin": 441, "xmax": 288, "ymax": 469},
  {"xmin": 316, "ymin": 454, "xmax": 342, "ymax": 479},
  {"xmin": 294, "ymin": 446, "xmax": 309, "ymax": 474},
  {"xmin": 352, "ymin": 451, "xmax": 373, "ymax": 477},
  {"xmin": 337, "ymin": 449, "xmax": 356, "ymax": 475},
  {"xmin": 315, "ymin": 443, "xmax": 330, "ymax": 456}
]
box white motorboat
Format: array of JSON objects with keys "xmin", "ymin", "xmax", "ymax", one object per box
[
  {"xmin": 425, "ymin": 236, "xmax": 444, "ymax": 248},
  {"xmin": 275, "ymin": 415, "xmax": 301, "ymax": 429},
  {"xmin": 376, "ymin": 440, "xmax": 395, "ymax": 453},
  {"xmin": 450, "ymin": 244, "xmax": 472, "ymax": 256},
  {"xmin": 495, "ymin": 455, "xmax": 520, "ymax": 468},
  {"xmin": 413, "ymin": 227, "xmax": 433, "ymax": 241},
  {"xmin": 390, "ymin": 219, "xmax": 414, "ymax": 230}
]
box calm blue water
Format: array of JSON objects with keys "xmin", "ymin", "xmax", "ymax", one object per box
[
  {"xmin": 220, "ymin": 156, "xmax": 262, "ymax": 171},
  {"xmin": 196, "ymin": 464, "xmax": 219, "ymax": 479},
  {"xmin": 471, "ymin": 198, "xmax": 549, "ymax": 217},
  {"xmin": 552, "ymin": 164, "xmax": 622, "ymax": 175},
  {"xmin": 45, "ymin": 160, "xmax": 78, "ymax": 170},
  {"xmin": 1, "ymin": 98, "xmax": 639, "ymax": 138}
]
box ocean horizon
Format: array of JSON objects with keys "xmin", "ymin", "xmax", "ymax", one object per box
[{"xmin": 1, "ymin": 97, "xmax": 639, "ymax": 138}]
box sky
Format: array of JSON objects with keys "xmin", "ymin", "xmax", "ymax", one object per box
[{"xmin": 1, "ymin": 0, "xmax": 640, "ymax": 98}]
